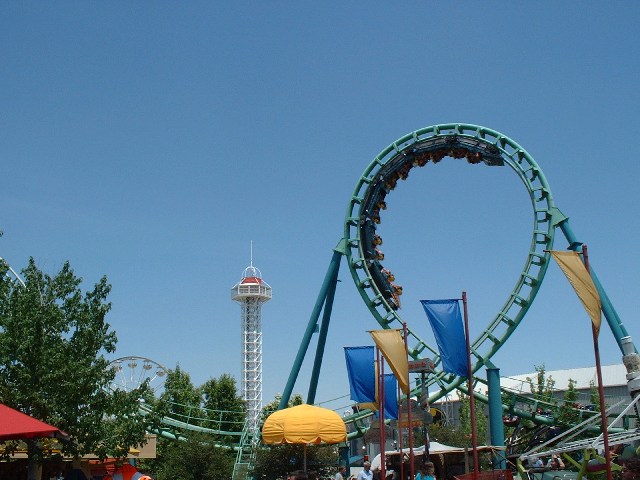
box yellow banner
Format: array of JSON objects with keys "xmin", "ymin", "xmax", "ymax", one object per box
[
  {"xmin": 370, "ymin": 329, "xmax": 409, "ymax": 394},
  {"xmin": 550, "ymin": 250, "xmax": 602, "ymax": 335}
]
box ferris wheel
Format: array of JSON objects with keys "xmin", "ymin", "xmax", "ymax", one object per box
[{"xmin": 108, "ymin": 356, "xmax": 168, "ymax": 396}]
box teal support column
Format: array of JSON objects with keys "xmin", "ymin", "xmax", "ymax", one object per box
[
  {"xmin": 307, "ymin": 241, "xmax": 344, "ymax": 403},
  {"xmin": 279, "ymin": 242, "xmax": 345, "ymax": 410},
  {"xmin": 339, "ymin": 445, "xmax": 351, "ymax": 475},
  {"xmin": 486, "ymin": 361, "xmax": 506, "ymax": 469}
]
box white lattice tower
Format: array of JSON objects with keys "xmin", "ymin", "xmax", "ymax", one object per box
[{"xmin": 231, "ymin": 262, "xmax": 271, "ymax": 434}]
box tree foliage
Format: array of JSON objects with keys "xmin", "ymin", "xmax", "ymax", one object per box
[
  {"xmin": 152, "ymin": 431, "xmax": 235, "ymax": 480},
  {"xmin": 0, "ymin": 258, "xmax": 150, "ymax": 479},
  {"xmin": 526, "ymin": 364, "xmax": 556, "ymax": 405},
  {"xmin": 200, "ymin": 374, "xmax": 246, "ymax": 443},
  {"xmin": 428, "ymin": 392, "xmax": 489, "ymax": 449},
  {"xmin": 141, "ymin": 371, "xmax": 246, "ymax": 479},
  {"xmin": 557, "ymin": 379, "xmax": 580, "ymax": 425},
  {"xmin": 156, "ymin": 366, "xmax": 204, "ymax": 427}
]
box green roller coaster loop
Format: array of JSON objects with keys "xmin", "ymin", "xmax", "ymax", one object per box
[{"xmin": 279, "ymin": 123, "xmax": 631, "ymax": 410}]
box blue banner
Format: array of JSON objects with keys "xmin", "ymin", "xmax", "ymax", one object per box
[
  {"xmin": 344, "ymin": 346, "xmax": 376, "ymax": 403},
  {"xmin": 382, "ymin": 373, "xmax": 398, "ymax": 419},
  {"xmin": 420, "ymin": 299, "xmax": 468, "ymax": 377}
]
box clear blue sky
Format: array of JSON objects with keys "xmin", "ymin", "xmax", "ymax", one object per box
[{"xmin": 2, "ymin": 2, "xmax": 639, "ymax": 411}]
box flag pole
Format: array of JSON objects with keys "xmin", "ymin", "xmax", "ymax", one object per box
[
  {"xmin": 462, "ymin": 291, "xmax": 479, "ymax": 479},
  {"xmin": 398, "ymin": 380, "xmax": 404, "ymax": 480},
  {"xmin": 378, "ymin": 347, "xmax": 387, "ymax": 480},
  {"xmin": 404, "ymin": 322, "xmax": 415, "ymax": 480},
  {"xmin": 582, "ymin": 245, "xmax": 613, "ymax": 480}
]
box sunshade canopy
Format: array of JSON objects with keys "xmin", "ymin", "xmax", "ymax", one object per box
[
  {"xmin": 262, "ymin": 404, "xmax": 347, "ymax": 445},
  {"xmin": 371, "ymin": 442, "xmax": 503, "ymax": 470},
  {"xmin": 0, "ymin": 403, "xmax": 63, "ymax": 440}
]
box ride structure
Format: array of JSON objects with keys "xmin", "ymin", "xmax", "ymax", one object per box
[
  {"xmin": 278, "ymin": 122, "xmax": 634, "ymax": 414},
  {"xmin": 232, "ymin": 255, "xmax": 272, "ymax": 435}
]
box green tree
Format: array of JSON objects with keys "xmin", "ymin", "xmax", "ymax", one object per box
[
  {"xmin": 457, "ymin": 393, "xmax": 489, "ymax": 447},
  {"xmin": 526, "ymin": 364, "xmax": 556, "ymax": 405},
  {"xmin": 201, "ymin": 374, "xmax": 246, "ymax": 443},
  {"xmin": 589, "ymin": 380, "xmax": 602, "ymax": 413},
  {"xmin": 0, "ymin": 258, "xmax": 150, "ymax": 480},
  {"xmin": 143, "ymin": 373, "xmax": 246, "ymax": 479},
  {"xmin": 557, "ymin": 379, "xmax": 580, "ymax": 425},
  {"xmin": 427, "ymin": 393, "xmax": 491, "ymax": 469},
  {"xmin": 153, "ymin": 431, "xmax": 236, "ymax": 480},
  {"xmin": 158, "ymin": 365, "xmax": 203, "ymax": 429}
]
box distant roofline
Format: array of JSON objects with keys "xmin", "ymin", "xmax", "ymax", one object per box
[{"xmin": 434, "ymin": 364, "xmax": 627, "ymax": 402}]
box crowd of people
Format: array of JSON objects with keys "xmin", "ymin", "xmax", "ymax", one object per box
[
  {"xmin": 286, "ymin": 460, "xmax": 438, "ymax": 480},
  {"xmin": 286, "ymin": 445, "xmax": 640, "ymax": 480}
]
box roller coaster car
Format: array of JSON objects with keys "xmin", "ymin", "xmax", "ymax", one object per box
[
  {"xmin": 360, "ymin": 219, "xmax": 378, "ymax": 258},
  {"xmin": 408, "ymin": 135, "xmax": 504, "ymax": 167},
  {"xmin": 390, "ymin": 293, "xmax": 401, "ymax": 310},
  {"xmin": 397, "ymin": 163, "xmax": 412, "ymax": 180},
  {"xmin": 381, "ymin": 268, "xmax": 395, "ymax": 282},
  {"xmin": 369, "ymin": 261, "xmax": 400, "ymax": 310},
  {"xmin": 412, "ymin": 153, "xmax": 429, "ymax": 167},
  {"xmin": 466, "ymin": 151, "xmax": 483, "ymax": 164},
  {"xmin": 503, "ymin": 414, "xmax": 520, "ymax": 427},
  {"xmin": 385, "ymin": 176, "xmax": 398, "ymax": 190}
]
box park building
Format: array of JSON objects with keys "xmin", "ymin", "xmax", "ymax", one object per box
[{"xmin": 434, "ymin": 364, "xmax": 629, "ymax": 428}]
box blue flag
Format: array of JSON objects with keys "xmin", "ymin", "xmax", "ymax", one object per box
[
  {"xmin": 382, "ymin": 373, "xmax": 398, "ymax": 420},
  {"xmin": 421, "ymin": 299, "xmax": 468, "ymax": 377},
  {"xmin": 344, "ymin": 346, "xmax": 376, "ymax": 403}
]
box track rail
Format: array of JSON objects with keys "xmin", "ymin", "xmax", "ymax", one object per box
[{"xmin": 344, "ymin": 123, "xmax": 567, "ymax": 402}]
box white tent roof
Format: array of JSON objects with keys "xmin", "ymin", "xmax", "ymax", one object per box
[
  {"xmin": 370, "ymin": 442, "xmax": 498, "ymax": 470},
  {"xmin": 434, "ymin": 364, "xmax": 626, "ymax": 402}
]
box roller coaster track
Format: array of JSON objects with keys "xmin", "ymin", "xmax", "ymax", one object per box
[
  {"xmin": 137, "ymin": 400, "xmax": 255, "ymax": 480},
  {"xmin": 342, "ymin": 123, "xmax": 630, "ymax": 401},
  {"xmin": 278, "ymin": 123, "xmax": 633, "ymax": 436}
]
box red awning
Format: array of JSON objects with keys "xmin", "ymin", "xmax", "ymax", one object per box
[{"xmin": 0, "ymin": 403, "xmax": 64, "ymax": 440}]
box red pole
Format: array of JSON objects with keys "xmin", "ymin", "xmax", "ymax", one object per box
[
  {"xmin": 404, "ymin": 323, "xmax": 415, "ymax": 480},
  {"xmin": 462, "ymin": 292, "xmax": 479, "ymax": 479},
  {"xmin": 378, "ymin": 347, "xmax": 386, "ymax": 480},
  {"xmin": 398, "ymin": 380, "xmax": 404, "ymax": 480},
  {"xmin": 582, "ymin": 245, "xmax": 613, "ymax": 480}
]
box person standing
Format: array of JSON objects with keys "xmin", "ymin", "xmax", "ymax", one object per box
[
  {"xmin": 423, "ymin": 462, "xmax": 436, "ymax": 480},
  {"xmin": 336, "ymin": 466, "xmax": 347, "ymax": 480},
  {"xmin": 357, "ymin": 462, "xmax": 373, "ymax": 480}
]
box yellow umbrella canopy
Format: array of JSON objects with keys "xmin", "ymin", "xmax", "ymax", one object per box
[{"xmin": 262, "ymin": 404, "xmax": 347, "ymax": 445}]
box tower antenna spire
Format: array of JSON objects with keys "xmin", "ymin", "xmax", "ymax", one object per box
[{"xmin": 250, "ymin": 240, "xmax": 254, "ymax": 267}]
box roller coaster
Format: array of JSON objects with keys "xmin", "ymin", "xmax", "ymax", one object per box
[
  {"xmin": 4, "ymin": 123, "xmax": 636, "ymax": 480},
  {"xmin": 115, "ymin": 124, "xmax": 640, "ymax": 479},
  {"xmin": 267, "ymin": 123, "xmax": 639, "ymax": 477},
  {"xmin": 279, "ymin": 123, "xmax": 632, "ymax": 407}
]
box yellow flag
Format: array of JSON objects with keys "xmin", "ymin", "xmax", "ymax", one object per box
[
  {"xmin": 550, "ymin": 250, "xmax": 602, "ymax": 335},
  {"xmin": 369, "ymin": 329, "xmax": 409, "ymax": 394}
]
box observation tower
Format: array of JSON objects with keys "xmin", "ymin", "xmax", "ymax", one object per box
[{"xmin": 231, "ymin": 258, "xmax": 272, "ymax": 433}]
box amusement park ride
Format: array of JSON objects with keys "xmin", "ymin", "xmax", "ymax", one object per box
[{"xmin": 3, "ymin": 124, "xmax": 638, "ymax": 480}]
